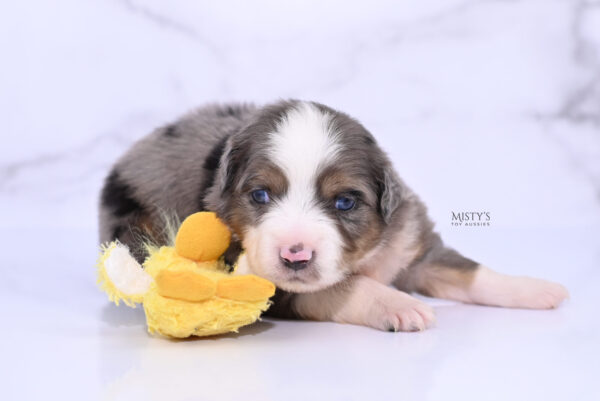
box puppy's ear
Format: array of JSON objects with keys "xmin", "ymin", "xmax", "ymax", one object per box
[
  {"xmin": 378, "ymin": 166, "xmax": 402, "ymax": 224},
  {"xmin": 203, "ymin": 138, "xmax": 241, "ymax": 216}
]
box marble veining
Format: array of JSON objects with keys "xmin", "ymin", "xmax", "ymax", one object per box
[{"xmin": 1, "ymin": 1, "xmax": 599, "ymax": 400}]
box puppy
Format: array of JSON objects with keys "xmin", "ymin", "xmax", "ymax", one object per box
[{"xmin": 99, "ymin": 100, "xmax": 569, "ymax": 332}]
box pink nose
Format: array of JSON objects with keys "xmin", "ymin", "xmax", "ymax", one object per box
[{"xmin": 280, "ymin": 243, "xmax": 313, "ymax": 264}]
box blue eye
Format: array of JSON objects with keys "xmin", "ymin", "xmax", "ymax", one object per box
[
  {"xmin": 335, "ymin": 196, "xmax": 355, "ymax": 211},
  {"xmin": 251, "ymin": 189, "xmax": 270, "ymax": 204}
]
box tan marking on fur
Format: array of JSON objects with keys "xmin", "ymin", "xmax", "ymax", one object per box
[
  {"xmin": 411, "ymin": 264, "xmax": 477, "ymax": 300},
  {"xmin": 357, "ymin": 218, "xmax": 423, "ymax": 285},
  {"xmin": 241, "ymin": 162, "xmax": 288, "ymax": 198},
  {"xmin": 316, "ymin": 165, "xmax": 387, "ymax": 271},
  {"xmin": 340, "ymin": 220, "xmax": 384, "ymax": 270},
  {"xmin": 317, "ymin": 167, "xmax": 376, "ymax": 205}
]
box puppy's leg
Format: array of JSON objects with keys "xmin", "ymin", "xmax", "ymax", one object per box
[
  {"xmin": 99, "ymin": 170, "xmax": 161, "ymax": 263},
  {"xmin": 399, "ymin": 237, "xmax": 569, "ymax": 309},
  {"xmin": 291, "ymin": 275, "xmax": 436, "ymax": 332},
  {"xmin": 99, "ymin": 209, "xmax": 156, "ymax": 263}
]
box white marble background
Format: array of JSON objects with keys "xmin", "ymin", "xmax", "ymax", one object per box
[
  {"xmin": 1, "ymin": 1, "xmax": 600, "ymax": 400},
  {"xmin": 1, "ymin": 0, "xmax": 599, "ymax": 231}
]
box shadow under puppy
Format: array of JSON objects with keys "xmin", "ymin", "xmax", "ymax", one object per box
[{"xmin": 99, "ymin": 100, "xmax": 569, "ymax": 332}]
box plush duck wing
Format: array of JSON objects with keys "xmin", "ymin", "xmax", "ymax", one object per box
[
  {"xmin": 216, "ymin": 275, "xmax": 275, "ymax": 301},
  {"xmin": 155, "ymin": 270, "xmax": 217, "ymax": 302},
  {"xmin": 155, "ymin": 270, "xmax": 275, "ymax": 303}
]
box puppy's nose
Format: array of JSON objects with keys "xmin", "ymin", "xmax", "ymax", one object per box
[{"xmin": 280, "ymin": 243, "xmax": 313, "ymax": 271}]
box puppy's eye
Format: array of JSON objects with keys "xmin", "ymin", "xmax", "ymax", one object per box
[
  {"xmin": 334, "ymin": 195, "xmax": 356, "ymax": 211},
  {"xmin": 251, "ymin": 189, "xmax": 270, "ymax": 204}
]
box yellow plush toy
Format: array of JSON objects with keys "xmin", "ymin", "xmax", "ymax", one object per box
[{"xmin": 96, "ymin": 212, "xmax": 275, "ymax": 338}]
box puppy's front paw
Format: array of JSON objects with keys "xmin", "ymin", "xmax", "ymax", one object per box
[
  {"xmin": 370, "ymin": 292, "xmax": 436, "ymax": 332},
  {"xmin": 513, "ymin": 277, "xmax": 569, "ymax": 309},
  {"xmin": 470, "ymin": 267, "xmax": 570, "ymax": 309}
]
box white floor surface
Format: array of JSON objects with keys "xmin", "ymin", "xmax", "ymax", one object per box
[{"xmin": 2, "ymin": 225, "xmax": 598, "ymax": 401}]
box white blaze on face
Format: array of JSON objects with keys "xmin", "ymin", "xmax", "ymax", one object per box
[{"xmin": 243, "ymin": 102, "xmax": 346, "ymax": 292}]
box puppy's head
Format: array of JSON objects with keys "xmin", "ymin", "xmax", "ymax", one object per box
[{"xmin": 206, "ymin": 101, "xmax": 402, "ymax": 292}]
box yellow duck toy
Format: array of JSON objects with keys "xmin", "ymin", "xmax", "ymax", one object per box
[{"xmin": 96, "ymin": 212, "xmax": 276, "ymax": 338}]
